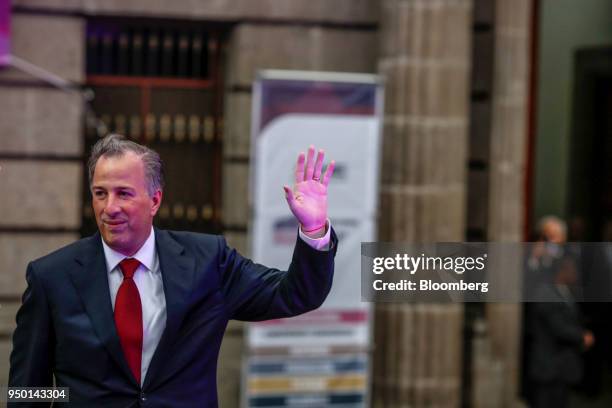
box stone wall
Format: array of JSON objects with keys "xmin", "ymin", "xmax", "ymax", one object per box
[
  {"xmin": 0, "ymin": 9, "xmax": 85, "ymax": 387},
  {"xmin": 13, "ymin": 0, "xmax": 378, "ymax": 25}
]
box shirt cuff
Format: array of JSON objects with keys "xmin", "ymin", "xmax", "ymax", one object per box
[{"xmin": 299, "ymin": 220, "xmax": 331, "ymax": 251}]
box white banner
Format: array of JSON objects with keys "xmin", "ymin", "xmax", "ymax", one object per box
[{"xmin": 245, "ymin": 70, "xmax": 383, "ymax": 408}]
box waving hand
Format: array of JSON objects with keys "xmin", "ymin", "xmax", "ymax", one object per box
[{"xmin": 283, "ymin": 146, "xmax": 335, "ymax": 238}]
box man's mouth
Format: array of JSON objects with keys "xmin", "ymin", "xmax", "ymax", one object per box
[{"xmin": 103, "ymin": 220, "xmax": 127, "ymax": 228}]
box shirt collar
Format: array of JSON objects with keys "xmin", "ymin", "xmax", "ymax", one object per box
[{"xmin": 101, "ymin": 228, "xmax": 157, "ymax": 273}]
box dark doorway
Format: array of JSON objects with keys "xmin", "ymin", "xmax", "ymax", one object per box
[
  {"xmin": 568, "ymin": 47, "xmax": 612, "ymax": 240},
  {"xmin": 568, "ymin": 46, "xmax": 612, "ymax": 407}
]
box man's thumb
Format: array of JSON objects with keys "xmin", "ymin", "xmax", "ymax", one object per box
[{"xmin": 283, "ymin": 186, "xmax": 294, "ymax": 203}]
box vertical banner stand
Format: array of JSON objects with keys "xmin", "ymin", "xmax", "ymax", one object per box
[{"xmin": 244, "ymin": 70, "xmax": 384, "ymax": 408}]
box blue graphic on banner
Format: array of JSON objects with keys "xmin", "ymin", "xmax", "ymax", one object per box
[{"xmin": 259, "ymin": 79, "xmax": 377, "ymax": 132}]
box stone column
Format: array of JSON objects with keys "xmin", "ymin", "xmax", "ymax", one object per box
[
  {"xmin": 376, "ymin": 0, "xmax": 471, "ymax": 406},
  {"xmin": 485, "ymin": 0, "xmax": 533, "ymax": 406}
]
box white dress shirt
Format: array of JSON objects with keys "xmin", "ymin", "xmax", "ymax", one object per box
[
  {"xmin": 102, "ymin": 228, "xmax": 165, "ymax": 385},
  {"xmin": 101, "ymin": 224, "xmax": 331, "ymax": 385}
]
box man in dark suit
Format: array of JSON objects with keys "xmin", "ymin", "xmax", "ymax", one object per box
[
  {"xmin": 527, "ymin": 257, "xmax": 594, "ymax": 408},
  {"xmin": 8, "ymin": 134, "xmax": 337, "ymax": 407}
]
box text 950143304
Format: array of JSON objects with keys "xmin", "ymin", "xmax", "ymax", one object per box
[{"xmin": 3, "ymin": 387, "xmax": 69, "ymax": 403}]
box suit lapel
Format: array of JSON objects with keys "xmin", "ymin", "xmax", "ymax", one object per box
[
  {"xmin": 143, "ymin": 228, "xmax": 196, "ymax": 390},
  {"xmin": 69, "ymin": 233, "xmax": 138, "ymax": 386}
]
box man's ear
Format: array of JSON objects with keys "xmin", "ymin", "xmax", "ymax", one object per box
[{"xmin": 150, "ymin": 190, "xmax": 163, "ymax": 216}]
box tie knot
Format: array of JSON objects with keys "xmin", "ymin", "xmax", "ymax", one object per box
[{"xmin": 119, "ymin": 258, "xmax": 140, "ymax": 279}]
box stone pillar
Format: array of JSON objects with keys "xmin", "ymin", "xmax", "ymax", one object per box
[
  {"xmin": 485, "ymin": 0, "xmax": 533, "ymax": 406},
  {"xmin": 0, "ymin": 11, "xmax": 85, "ymax": 386},
  {"xmin": 376, "ymin": 0, "xmax": 472, "ymax": 406}
]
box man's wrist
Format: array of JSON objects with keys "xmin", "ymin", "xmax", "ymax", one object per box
[{"xmin": 301, "ymin": 222, "xmax": 327, "ymax": 239}]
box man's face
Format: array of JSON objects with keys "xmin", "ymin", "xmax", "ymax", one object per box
[
  {"xmin": 91, "ymin": 151, "xmax": 162, "ymax": 256},
  {"xmin": 543, "ymin": 221, "xmax": 566, "ymax": 244}
]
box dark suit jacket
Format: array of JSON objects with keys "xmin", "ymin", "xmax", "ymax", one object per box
[
  {"xmin": 527, "ymin": 285, "xmax": 584, "ymax": 385},
  {"xmin": 580, "ymin": 244, "xmax": 612, "ymax": 302},
  {"xmin": 8, "ymin": 228, "xmax": 337, "ymax": 407}
]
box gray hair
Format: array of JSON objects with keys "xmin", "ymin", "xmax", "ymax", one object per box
[
  {"xmin": 536, "ymin": 215, "xmax": 567, "ymax": 237},
  {"xmin": 87, "ymin": 134, "xmax": 164, "ymax": 196}
]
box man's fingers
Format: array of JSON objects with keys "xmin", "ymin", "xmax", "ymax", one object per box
[
  {"xmin": 295, "ymin": 152, "xmax": 305, "ymax": 184},
  {"xmin": 296, "ymin": 146, "xmax": 333, "ymax": 184},
  {"xmin": 322, "ymin": 160, "xmax": 335, "ymax": 186},
  {"xmin": 305, "ymin": 145, "xmax": 315, "ymax": 180},
  {"xmin": 313, "ymin": 149, "xmax": 324, "ymax": 181}
]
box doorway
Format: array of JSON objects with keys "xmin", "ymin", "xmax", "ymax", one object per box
[{"xmin": 569, "ymin": 46, "xmax": 612, "ymax": 407}]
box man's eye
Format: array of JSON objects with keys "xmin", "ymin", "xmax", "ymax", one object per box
[
  {"xmin": 94, "ymin": 191, "xmax": 106, "ymax": 198},
  {"xmin": 119, "ymin": 191, "xmax": 131, "ymax": 198}
]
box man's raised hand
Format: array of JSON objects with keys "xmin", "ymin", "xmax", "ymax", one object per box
[{"xmin": 283, "ymin": 145, "xmax": 335, "ymax": 238}]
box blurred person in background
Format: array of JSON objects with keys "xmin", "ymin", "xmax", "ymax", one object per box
[
  {"xmin": 523, "ymin": 216, "xmax": 594, "ymax": 407},
  {"xmin": 523, "ymin": 216, "xmax": 574, "ymax": 403},
  {"xmin": 527, "ymin": 255, "xmax": 594, "ymax": 408},
  {"xmin": 524, "ymin": 216, "xmax": 569, "ymax": 299}
]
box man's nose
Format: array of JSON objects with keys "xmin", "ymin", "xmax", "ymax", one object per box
[{"xmin": 104, "ymin": 195, "xmax": 121, "ymax": 216}]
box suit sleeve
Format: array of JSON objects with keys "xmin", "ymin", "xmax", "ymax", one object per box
[
  {"xmin": 535, "ymin": 302, "xmax": 584, "ymax": 346},
  {"xmin": 218, "ymin": 229, "xmax": 337, "ymax": 321},
  {"xmin": 8, "ymin": 262, "xmax": 54, "ymax": 400}
]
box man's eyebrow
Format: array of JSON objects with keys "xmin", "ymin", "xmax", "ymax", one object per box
[{"xmin": 91, "ymin": 185, "xmax": 135, "ymax": 192}]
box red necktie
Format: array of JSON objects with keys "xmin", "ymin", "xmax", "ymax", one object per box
[{"xmin": 115, "ymin": 258, "xmax": 143, "ymax": 384}]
